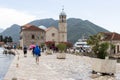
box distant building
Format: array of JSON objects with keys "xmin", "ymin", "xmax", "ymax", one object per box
[
  {"xmin": 20, "ymin": 24, "xmax": 45, "ymax": 48},
  {"xmin": 100, "ymin": 32, "xmax": 120, "ymax": 54}
]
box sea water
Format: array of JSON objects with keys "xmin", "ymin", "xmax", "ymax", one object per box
[{"xmin": 0, "ymin": 47, "xmax": 14, "ymax": 80}]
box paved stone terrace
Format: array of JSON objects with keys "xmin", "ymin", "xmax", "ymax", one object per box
[{"xmin": 4, "ymin": 49, "xmax": 120, "ymax": 80}]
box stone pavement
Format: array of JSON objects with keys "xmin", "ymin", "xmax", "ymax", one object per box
[
  {"xmin": 3, "ymin": 49, "xmax": 120, "ymax": 80},
  {"xmin": 4, "ymin": 50, "xmax": 64, "ymax": 80}
]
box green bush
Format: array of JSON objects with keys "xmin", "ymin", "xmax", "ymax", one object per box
[
  {"xmin": 97, "ymin": 42, "xmax": 109, "ymax": 59},
  {"xmin": 87, "ymin": 33, "xmax": 110, "ymax": 59},
  {"xmin": 57, "ymin": 43, "xmax": 67, "ymax": 53}
]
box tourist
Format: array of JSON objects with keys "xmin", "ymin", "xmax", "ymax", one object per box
[
  {"xmin": 23, "ymin": 45, "xmax": 27, "ymax": 57},
  {"xmin": 13, "ymin": 44, "xmax": 16, "ymax": 49},
  {"xmin": 33, "ymin": 45, "xmax": 41, "ymax": 64},
  {"xmin": 32, "ymin": 47, "xmax": 35, "ymax": 56}
]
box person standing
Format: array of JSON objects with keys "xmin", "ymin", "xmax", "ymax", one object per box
[
  {"xmin": 23, "ymin": 45, "xmax": 27, "ymax": 57},
  {"xmin": 34, "ymin": 45, "xmax": 41, "ymax": 64}
]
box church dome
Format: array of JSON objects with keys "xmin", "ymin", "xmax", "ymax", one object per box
[
  {"xmin": 59, "ymin": 7, "xmax": 66, "ymax": 16},
  {"xmin": 60, "ymin": 11, "xmax": 66, "ymax": 16}
]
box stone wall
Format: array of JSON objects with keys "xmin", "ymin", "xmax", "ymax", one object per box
[{"xmin": 20, "ymin": 30, "xmax": 45, "ymax": 48}]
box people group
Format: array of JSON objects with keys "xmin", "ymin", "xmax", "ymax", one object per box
[{"xmin": 23, "ymin": 45, "xmax": 41, "ymax": 65}]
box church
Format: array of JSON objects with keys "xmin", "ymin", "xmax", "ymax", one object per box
[
  {"xmin": 20, "ymin": 9, "xmax": 67, "ymax": 48},
  {"xmin": 46, "ymin": 9, "xmax": 67, "ymax": 43}
]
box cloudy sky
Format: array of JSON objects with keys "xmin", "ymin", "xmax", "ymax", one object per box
[{"xmin": 0, "ymin": 0, "xmax": 120, "ymax": 33}]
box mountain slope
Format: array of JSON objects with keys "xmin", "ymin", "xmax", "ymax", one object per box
[
  {"xmin": 29, "ymin": 18, "xmax": 58, "ymax": 28},
  {"xmin": 0, "ymin": 24, "xmax": 21, "ymax": 42},
  {"xmin": 0, "ymin": 18, "xmax": 109, "ymax": 43}
]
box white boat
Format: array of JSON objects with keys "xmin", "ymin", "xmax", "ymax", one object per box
[
  {"xmin": 74, "ymin": 39, "xmax": 90, "ymax": 52},
  {"xmin": 74, "ymin": 39, "xmax": 89, "ymax": 48}
]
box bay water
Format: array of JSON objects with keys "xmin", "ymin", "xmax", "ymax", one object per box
[{"xmin": 0, "ymin": 47, "xmax": 14, "ymax": 80}]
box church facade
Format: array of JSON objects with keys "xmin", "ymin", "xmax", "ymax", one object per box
[
  {"xmin": 45, "ymin": 27, "xmax": 59, "ymax": 43},
  {"xmin": 20, "ymin": 9, "xmax": 67, "ymax": 48}
]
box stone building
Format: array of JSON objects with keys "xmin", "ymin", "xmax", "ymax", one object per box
[
  {"xmin": 100, "ymin": 32, "xmax": 120, "ymax": 54},
  {"xmin": 45, "ymin": 27, "xmax": 59, "ymax": 43},
  {"xmin": 20, "ymin": 24, "xmax": 45, "ymax": 48},
  {"xmin": 45, "ymin": 9, "xmax": 67, "ymax": 43}
]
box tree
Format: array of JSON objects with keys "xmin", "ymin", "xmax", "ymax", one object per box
[
  {"xmin": 3, "ymin": 36, "xmax": 13, "ymax": 43},
  {"xmin": 8, "ymin": 36, "xmax": 13, "ymax": 42},
  {"xmin": 87, "ymin": 33, "xmax": 109, "ymax": 59},
  {"xmin": 4, "ymin": 36, "xmax": 8, "ymax": 43},
  {"xmin": 60, "ymin": 42, "xmax": 73, "ymax": 48},
  {"xmin": 56, "ymin": 43, "xmax": 67, "ymax": 53},
  {"xmin": 98, "ymin": 42, "xmax": 109, "ymax": 59},
  {"xmin": 45, "ymin": 41, "xmax": 55, "ymax": 48},
  {"xmin": 0, "ymin": 35, "xmax": 3, "ymax": 42}
]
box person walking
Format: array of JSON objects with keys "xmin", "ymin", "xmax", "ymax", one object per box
[
  {"xmin": 34, "ymin": 45, "xmax": 41, "ymax": 64},
  {"xmin": 23, "ymin": 45, "xmax": 27, "ymax": 57},
  {"xmin": 32, "ymin": 47, "xmax": 35, "ymax": 56}
]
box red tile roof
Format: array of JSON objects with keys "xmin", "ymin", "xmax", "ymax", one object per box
[
  {"xmin": 21, "ymin": 24, "xmax": 45, "ymax": 31},
  {"xmin": 102, "ymin": 32, "xmax": 120, "ymax": 41}
]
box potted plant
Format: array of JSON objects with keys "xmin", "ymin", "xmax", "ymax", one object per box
[
  {"xmin": 12, "ymin": 77, "xmax": 17, "ymax": 80},
  {"xmin": 56, "ymin": 43, "xmax": 67, "ymax": 59},
  {"xmin": 45, "ymin": 48, "xmax": 52, "ymax": 55},
  {"xmin": 87, "ymin": 33, "xmax": 116, "ymax": 75},
  {"xmin": 45, "ymin": 41, "xmax": 55, "ymax": 55}
]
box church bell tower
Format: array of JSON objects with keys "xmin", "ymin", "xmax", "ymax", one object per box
[{"xmin": 59, "ymin": 8, "xmax": 67, "ymax": 42}]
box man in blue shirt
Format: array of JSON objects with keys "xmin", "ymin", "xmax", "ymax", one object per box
[{"xmin": 34, "ymin": 45, "xmax": 41, "ymax": 64}]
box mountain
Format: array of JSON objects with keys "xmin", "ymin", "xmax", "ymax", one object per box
[
  {"xmin": 0, "ymin": 28, "xmax": 4, "ymax": 33},
  {"xmin": 29, "ymin": 18, "xmax": 109, "ymax": 43},
  {"xmin": 0, "ymin": 24, "xmax": 21, "ymax": 42},
  {"xmin": 29, "ymin": 18, "xmax": 58, "ymax": 28},
  {"xmin": 66, "ymin": 18, "xmax": 109, "ymax": 43},
  {"xmin": 0, "ymin": 18, "xmax": 109, "ymax": 44}
]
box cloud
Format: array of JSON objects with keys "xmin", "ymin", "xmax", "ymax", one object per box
[{"xmin": 0, "ymin": 7, "xmax": 37, "ymax": 29}]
